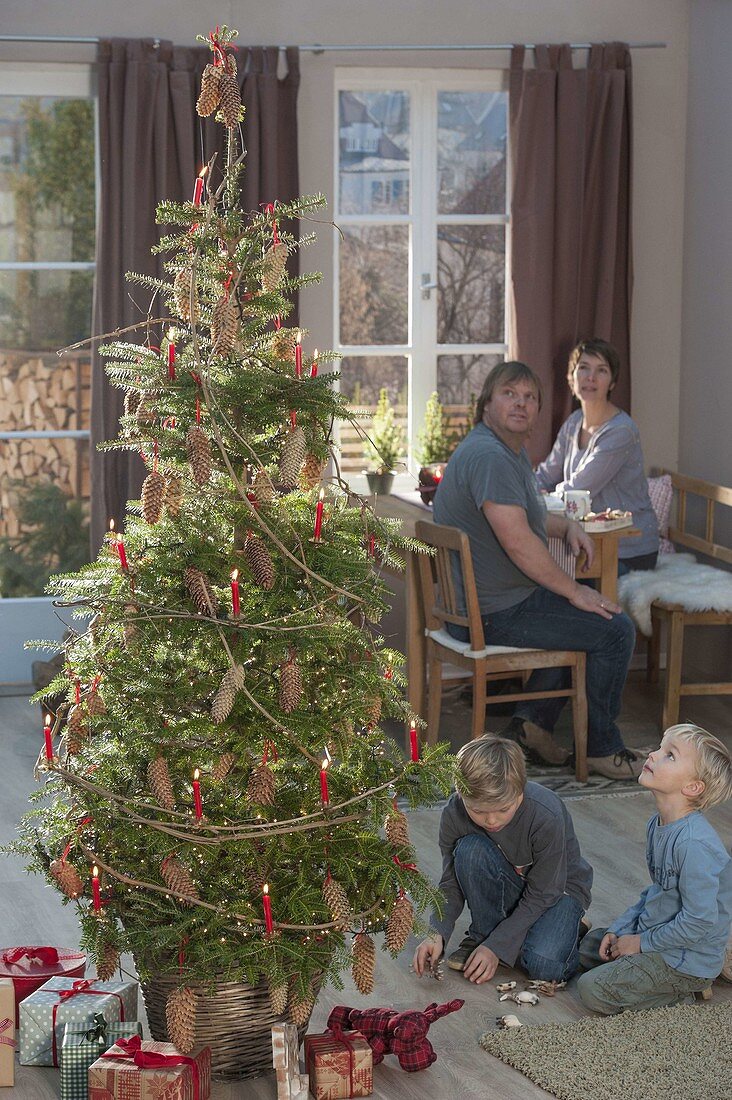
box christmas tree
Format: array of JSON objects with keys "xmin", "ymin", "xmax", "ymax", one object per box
[{"xmin": 13, "ymin": 25, "xmax": 452, "ymax": 1072}]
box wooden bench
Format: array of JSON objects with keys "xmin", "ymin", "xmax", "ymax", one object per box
[{"xmin": 647, "ymin": 472, "xmax": 732, "ymax": 727}]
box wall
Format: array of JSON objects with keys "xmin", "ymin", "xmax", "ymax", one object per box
[{"xmin": 1, "ymin": 0, "xmax": 690, "ymax": 476}]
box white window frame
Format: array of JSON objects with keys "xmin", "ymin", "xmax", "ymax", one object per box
[
  {"xmin": 0, "ymin": 62, "xmax": 97, "ymax": 457},
  {"xmin": 333, "ymin": 67, "xmax": 509, "ymax": 489}
]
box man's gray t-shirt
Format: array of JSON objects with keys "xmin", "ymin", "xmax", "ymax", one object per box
[{"xmin": 433, "ymin": 422, "xmax": 547, "ymax": 614}]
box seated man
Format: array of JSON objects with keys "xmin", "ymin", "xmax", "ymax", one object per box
[{"xmin": 433, "ymin": 360, "xmax": 640, "ymax": 780}]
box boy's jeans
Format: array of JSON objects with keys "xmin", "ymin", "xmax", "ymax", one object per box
[
  {"xmin": 453, "ymin": 833, "xmax": 584, "ymax": 982},
  {"xmin": 577, "ymin": 928, "xmax": 709, "ymax": 1013}
]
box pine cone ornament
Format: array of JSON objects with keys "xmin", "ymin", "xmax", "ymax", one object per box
[
  {"xmin": 268, "ymin": 980, "xmax": 289, "ymax": 1016},
  {"xmin": 186, "ymin": 424, "xmax": 212, "ymax": 487},
  {"xmin": 87, "ymin": 691, "xmax": 106, "ymax": 718},
  {"xmin": 271, "ymin": 328, "xmax": 295, "ymax": 362},
  {"xmin": 50, "ymin": 858, "xmax": 83, "ymax": 899},
  {"xmin": 166, "ymin": 986, "xmax": 198, "ymax": 1054},
  {"xmin": 123, "ymin": 389, "xmax": 141, "ymax": 418},
  {"xmin": 262, "ymin": 241, "xmax": 288, "ymax": 293},
  {"xmin": 247, "ymin": 762, "xmax": 276, "ymax": 805},
  {"xmin": 196, "ymin": 63, "xmax": 221, "ymax": 117},
  {"xmin": 122, "ymin": 604, "xmax": 139, "ymax": 650},
  {"xmin": 245, "ymin": 864, "xmax": 265, "ymax": 895},
  {"xmin": 136, "ymin": 394, "xmax": 157, "ymax": 427},
  {"xmin": 385, "ymin": 807, "xmax": 410, "ymax": 849},
  {"xmin": 147, "ymin": 755, "xmax": 175, "ymax": 811},
  {"xmin": 211, "ymin": 294, "xmax": 239, "ymax": 356},
  {"xmin": 184, "ymin": 565, "xmax": 218, "ymax": 617},
  {"xmin": 161, "ymin": 855, "xmax": 200, "ymax": 906},
  {"xmin": 385, "ymin": 891, "xmax": 414, "ymax": 954},
  {"xmin": 253, "ymin": 467, "xmax": 275, "ymax": 505},
  {"xmin": 323, "ymin": 876, "xmax": 352, "ymax": 931},
  {"xmin": 279, "ymin": 656, "xmax": 303, "ymax": 713},
  {"xmin": 278, "ymin": 425, "xmax": 307, "ymax": 489},
  {"xmin": 244, "ymin": 534, "xmax": 275, "ymax": 591},
  {"xmin": 211, "ymin": 664, "xmax": 246, "ymax": 724},
  {"xmin": 288, "ymin": 984, "xmax": 315, "ymax": 1028},
  {"xmin": 96, "ymin": 943, "xmax": 120, "ymax": 981},
  {"xmin": 173, "ymin": 268, "xmax": 198, "ymax": 322},
  {"xmin": 65, "ymin": 705, "xmax": 88, "ymax": 754},
  {"xmin": 141, "ymin": 470, "xmax": 166, "ymax": 525},
  {"xmin": 218, "ymin": 72, "xmax": 242, "ymax": 129},
  {"xmin": 365, "ymin": 696, "xmax": 382, "ymax": 727},
  {"xmin": 352, "ymin": 933, "xmax": 375, "ymax": 995},
  {"xmin": 211, "ymin": 751, "xmax": 236, "ymax": 782},
  {"xmin": 300, "ymin": 454, "xmax": 327, "ymax": 491},
  {"xmin": 165, "ymin": 475, "xmax": 183, "ymax": 517}
]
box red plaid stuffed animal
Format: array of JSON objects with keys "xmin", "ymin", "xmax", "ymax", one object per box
[{"xmin": 326, "ymin": 999, "xmax": 464, "ymax": 1072}]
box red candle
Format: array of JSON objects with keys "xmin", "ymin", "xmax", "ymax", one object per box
[
  {"xmin": 311, "ymin": 347, "xmax": 318, "ymax": 378},
  {"xmin": 295, "ymin": 333, "xmax": 302, "ymax": 379},
  {"xmin": 230, "ymin": 569, "xmax": 240, "ymax": 616},
  {"xmin": 262, "ymin": 883, "xmax": 274, "ymax": 935},
  {"xmin": 319, "ymin": 757, "xmax": 330, "ymax": 805},
  {"xmin": 192, "ymin": 769, "xmax": 203, "ymax": 820},
  {"xmin": 192, "ymin": 168, "xmax": 206, "ymax": 206},
  {"xmin": 43, "ymin": 714, "xmax": 53, "ymax": 762},
  {"xmin": 313, "ymin": 489, "xmax": 325, "ymax": 542},
  {"xmin": 290, "ymin": 410, "xmax": 297, "ymax": 429},
  {"xmin": 109, "ymin": 520, "xmax": 128, "ymax": 571},
  {"xmin": 409, "ymin": 725, "xmax": 420, "ymax": 762},
  {"xmin": 367, "ymin": 534, "xmax": 376, "ymax": 557},
  {"xmin": 92, "ymin": 865, "xmax": 101, "ymax": 912},
  {"xmin": 167, "ymin": 339, "xmax": 176, "ymax": 381}
]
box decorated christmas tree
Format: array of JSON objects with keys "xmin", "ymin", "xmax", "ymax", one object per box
[{"xmin": 13, "ymin": 25, "xmax": 452, "ymax": 1076}]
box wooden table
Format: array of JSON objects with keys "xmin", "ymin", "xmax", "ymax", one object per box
[{"xmin": 374, "ymin": 495, "xmax": 639, "ymax": 721}]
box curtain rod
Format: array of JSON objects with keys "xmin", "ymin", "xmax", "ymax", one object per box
[{"xmin": 0, "ymin": 35, "xmax": 667, "ymax": 51}]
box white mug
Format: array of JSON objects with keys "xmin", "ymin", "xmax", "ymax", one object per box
[{"xmin": 564, "ymin": 490, "xmax": 592, "ymax": 519}]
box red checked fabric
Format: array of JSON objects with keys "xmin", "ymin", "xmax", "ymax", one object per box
[{"xmin": 326, "ymin": 1000, "xmax": 464, "ymax": 1073}]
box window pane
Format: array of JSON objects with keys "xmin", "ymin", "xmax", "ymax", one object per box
[
  {"xmin": 437, "ymin": 225, "xmax": 505, "ymax": 344},
  {"xmin": 0, "ymin": 96, "xmax": 96, "ymax": 262},
  {"xmin": 0, "ymin": 433, "xmax": 91, "ymax": 597},
  {"xmin": 437, "ymin": 91, "xmax": 507, "ymax": 214},
  {"xmin": 339, "ymin": 90, "xmax": 410, "ymax": 215},
  {"xmin": 339, "ymin": 226, "xmax": 409, "ymax": 345},
  {"xmin": 437, "ymin": 352, "xmax": 503, "ymax": 412},
  {"xmin": 338, "ymin": 355, "xmax": 407, "ymax": 474},
  {"xmin": 0, "ymin": 268, "xmax": 93, "ymax": 351}
]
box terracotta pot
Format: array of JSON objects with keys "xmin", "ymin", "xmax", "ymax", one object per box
[{"xmin": 365, "ymin": 470, "xmax": 395, "ymax": 496}]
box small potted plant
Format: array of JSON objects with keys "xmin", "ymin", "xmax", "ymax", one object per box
[{"xmin": 363, "ymin": 387, "xmax": 405, "ymax": 496}]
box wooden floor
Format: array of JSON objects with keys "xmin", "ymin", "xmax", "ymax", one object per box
[{"xmin": 3, "ymin": 679, "xmax": 731, "ymax": 1099}]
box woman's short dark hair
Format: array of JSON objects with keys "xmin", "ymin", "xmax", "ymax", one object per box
[
  {"xmin": 567, "ymin": 338, "xmax": 621, "ymax": 387},
  {"xmin": 474, "ymin": 361, "xmax": 543, "ymax": 425}
]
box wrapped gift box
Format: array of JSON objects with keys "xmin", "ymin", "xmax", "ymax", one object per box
[
  {"xmin": 0, "ymin": 978, "xmax": 16, "ymax": 1087},
  {"xmin": 19, "ymin": 976, "xmax": 137, "ymax": 1067},
  {"xmin": 0, "ymin": 946, "xmax": 86, "ymax": 1026},
  {"xmin": 88, "ymin": 1037, "xmax": 211, "ymax": 1100},
  {"xmin": 61, "ymin": 1015, "xmax": 143, "ymax": 1100},
  {"xmin": 305, "ymin": 1030, "xmax": 373, "ymax": 1099}
]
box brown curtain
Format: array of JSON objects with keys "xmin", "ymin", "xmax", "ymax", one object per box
[
  {"xmin": 508, "ymin": 43, "xmax": 632, "ymax": 461},
  {"xmin": 90, "ymin": 39, "xmax": 300, "ymax": 551}
]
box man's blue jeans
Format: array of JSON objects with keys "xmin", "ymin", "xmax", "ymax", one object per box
[
  {"xmin": 477, "ymin": 587, "xmax": 636, "ymax": 758},
  {"xmin": 454, "ymin": 833, "xmax": 584, "ymax": 982}
]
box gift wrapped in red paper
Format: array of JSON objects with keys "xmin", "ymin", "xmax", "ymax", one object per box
[
  {"xmin": 88, "ymin": 1036, "xmax": 211, "ymax": 1100},
  {"xmin": 0, "ymin": 946, "xmax": 86, "ymax": 1026},
  {"xmin": 304, "ymin": 1029, "xmax": 373, "ymax": 1100}
]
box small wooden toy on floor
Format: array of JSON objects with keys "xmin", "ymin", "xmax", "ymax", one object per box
[{"xmin": 272, "ymin": 1023, "xmax": 309, "ymax": 1100}]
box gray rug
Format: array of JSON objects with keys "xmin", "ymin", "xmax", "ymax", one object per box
[{"xmin": 480, "ymin": 1002, "xmax": 732, "ymax": 1100}]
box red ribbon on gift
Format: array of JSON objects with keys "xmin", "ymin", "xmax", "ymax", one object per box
[
  {"xmin": 2, "ymin": 947, "xmax": 59, "ymax": 967},
  {"xmin": 51, "ymin": 980, "xmax": 125, "ymax": 1067},
  {"xmin": 103, "ymin": 1035, "xmax": 201, "ymax": 1100},
  {"xmin": 0, "ymin": 1017, "xmax": 16, "ymax": 1050}
]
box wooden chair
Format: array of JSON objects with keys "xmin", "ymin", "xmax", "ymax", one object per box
[
  {"xmin": 646, "ymin": 472, "xmax": 732, "ymax": 727},
  {"xmin": 415, "ymin": 520, "xmax": 588, "ymax": 782}
]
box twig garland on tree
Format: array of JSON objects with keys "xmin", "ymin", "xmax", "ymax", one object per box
[{"xmin": 14, "ymin": 21, "xmax": 454, "ymax": 1062}]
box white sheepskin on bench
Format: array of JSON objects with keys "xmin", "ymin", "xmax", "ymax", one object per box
[{"xmin": 618, "ymin": 553, "xmax": 732, "ymax": 635}]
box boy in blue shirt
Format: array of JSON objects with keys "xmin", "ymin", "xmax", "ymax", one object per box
[{"xmin": 578, "ymin": 723, "xmax": 732, "ymax": 1013}]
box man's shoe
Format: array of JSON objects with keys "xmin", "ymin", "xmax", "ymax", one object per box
[
  {"xmin": 447, "ymin": 935, "xmax": 481, "ymax": 972},
  {"xmin": 578, "ymin": 916, "xmax": 592, "ymax": 941},
  {"xmin": 587, "ymin": 748, "xmax": 643, "ymax": 780},
  {"xmin": 720, "ymin": 938, "xmax": 732, "ymax": 983},
  {"xmin": 501, "ymin": 716, "xmax": 571, "ymax": 768}
]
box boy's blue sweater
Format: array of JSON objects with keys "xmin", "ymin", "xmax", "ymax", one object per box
[{"xmin": 609, "ymin": 810, "xmax": 732, "ymax": 979}]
